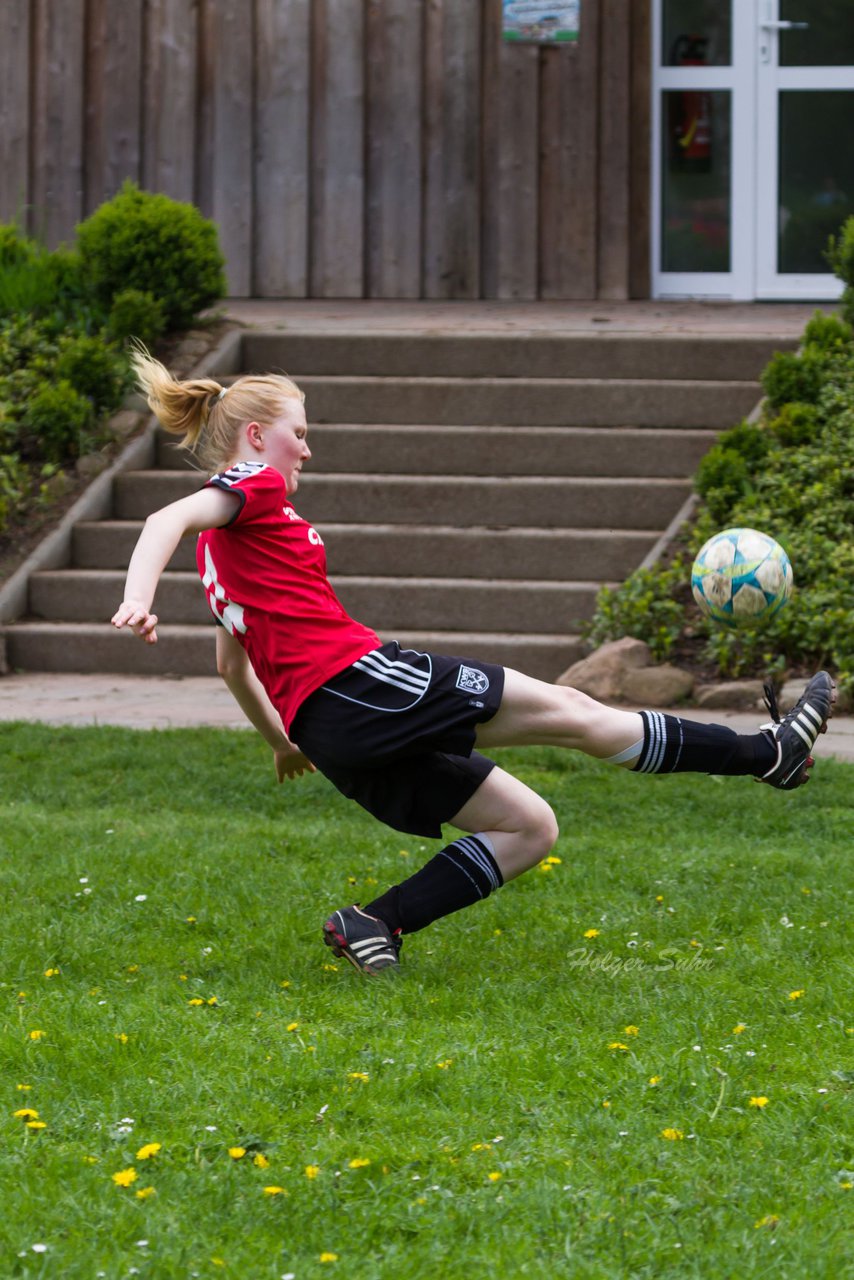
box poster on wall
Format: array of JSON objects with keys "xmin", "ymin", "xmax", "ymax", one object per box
[{"xmin": 502, "ymin": 0, "xmax": 580, "ymax": 43}]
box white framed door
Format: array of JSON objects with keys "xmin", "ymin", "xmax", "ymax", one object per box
[
  {"xmin": 755, "ymin": 0, "xmax": 854, "ymax": 299},
  {"xmin": 652, "ymin": 0, "xmax": 854, "ymax": 300}
]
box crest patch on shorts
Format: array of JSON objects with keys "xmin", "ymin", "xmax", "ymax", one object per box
[{"xmin": 455, "ymin": 664, "xmax": 490, "ymax": 695}]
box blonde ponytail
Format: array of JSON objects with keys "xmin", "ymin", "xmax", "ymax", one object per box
[{"xmin": 129, "ymin": 342, "xmax": 305, "ymax": 473}]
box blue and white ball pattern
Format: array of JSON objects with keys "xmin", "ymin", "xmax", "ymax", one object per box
[{"xmin": 691, "ymin": 527, "xmax": 793, "ymax": 625}]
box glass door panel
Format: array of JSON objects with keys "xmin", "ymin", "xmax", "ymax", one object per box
[
  {"xmin": 662, "ymin": 0, "xmax": 732, "ymax": 65},
  {"xmin": 778, "ymin": 91, "xmax": 854, "ymax": 274},
  {"xmin": 779, "ymin": 0, "xmax": 854, "ymax": 66},
  {"xmin": 661, "ymin": 89, "xmax": 731, "ymax": 272}
]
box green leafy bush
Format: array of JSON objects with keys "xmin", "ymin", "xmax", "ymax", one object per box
[
  {"xmin": 803, "ymin": 309, "xmax": 853, "ymax": 352},
  {"xmin": 76, "ymin": 181, "xmax": 225, "ymax": 329},
  {"xmin": 107, "ymin": 288, "xmax": 167, "ymax": 348},
  {"xmin": 583, "ymin": 558, "xmax": 689, "ymax": 663},
  {"xmin": 55, "ymin": 335, "xmax": 127, "ymax": 415},
  {"xmin": 20, "ymin": 380, "xmax": 94, "ymax": 465},
  {"xmin": 826, "ymin": 216, "xmax": 854, "ymax": 327},
  {"xmin": 761, "ymin": 348, "xmax": 824, "ymax": 410}
]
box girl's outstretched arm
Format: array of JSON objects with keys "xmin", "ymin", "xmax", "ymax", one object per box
[
  {"xmin": 215, "ymin": 629, "xmax": 316, "ymax": 780},
  {"xmin": 111, "ymin": 487, "xmax": 238, "ymax": 643}
]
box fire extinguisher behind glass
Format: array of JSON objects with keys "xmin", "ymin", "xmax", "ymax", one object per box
[{"xmin": 669, "ymin": 34, "xmax": 712, "ymax": 173}]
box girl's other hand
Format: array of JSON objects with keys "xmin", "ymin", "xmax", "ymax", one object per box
[
  {"xmin": 111, "ymin": 601, "xmax": 159, "ymax": 644},
  {"xmin": 274, "ymin": 746, "xmax": 317, "ymax": 782}
]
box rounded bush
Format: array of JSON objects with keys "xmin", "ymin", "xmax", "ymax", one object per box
[
  {"xmin": 761, "ymin": 349, "xmax": 824, "ymax": 411},
  {"xmin": 76, "ymin": 181, "xmax": 226, "ymax": 330},
  {"xmin": 694, "ymin": 445, "xmax": 750, "ymax": 522},
  {"xmin": 55, "ymin": 335, "xmax": 126, "ymax": 415},
  {"xmin": 769, "ymin": 402, "xmax": 818, "ymax": 447},
  {"xmin": 21, "ymin": 380, "xmax": 93, "ymax": 464},
  {"xmin": 107, "ymin": 288, "xmax": 167, "ymax": 348}
]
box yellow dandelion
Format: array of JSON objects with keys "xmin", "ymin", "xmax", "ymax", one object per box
[
  {"xmin": 14, "ymin": 1108, "xmax": 39, "ymax": 1120},
  {"xmin": 28, "ymin": 1030, "xmax": 46, "ymax": 1041},
  {"xmin": 749, "ymin": 1096, "xmax": 769, "ymax": 1108},
  {"xmin": 44, "ymin": 968, "xmax": 60, "ymax": 978},
  {"xmin": 320, "ymin": 1253, "xmax": 339, "ymax": 1263},
  {"xmin": 608, "ymin": 1042, "xmax": 629, "ymax": 1051},
  {"xmin": 655, "ymin": 895, "xmax": 664, "ymax": 903},
  {"xmin": 544, "ymin": 855, "xmax": 562, "ymax": 865},
  {"xmin": 16, "ymin": 1084, "xmax": 32, "ymax": 1091},
  {"xmin": 186, "ymin": 916, "xmax": 197, "ymax": 923},
  {"xmin": 127, "ymin": 964, "xmax": 140, "ymax": 973},
  {"xmin": 436, "ymin": 1059, "xmax": 453, "ymax": 1069},
  {"xmin": 280, "ymin": 980, "xmax": 291, "ymax": 988},
  {"xmin": 602, "ymin": 1100, "xmax": 611, "ymax": 1109},
  {"xmin": 839, "ymin": 1182, "xmax": 853, "ymax": 1191},
  {"xmin": 487, "ymin": 1171, "xmax": 502, "ymax": 1182},
  {"xmin": 323, "ymin": 964, "xmax": 339, "ymax": 972},
  {"xmin": 624, "ymin": 1025, "xmax": 639, "ymax": 1036},
  {"xmin": 253, "ymin": 1153, "xmax": 270, "ymax": 1169},
  {"xmin": 188, "ymin": 997, "xmax": 205, "ymax": 1006},
  {"xmin": 689, "ymin": 939, "xmax": 701, "ymax": 948},
  {"xmin": 26, "ymin": 1120, "xmax": 47, "ymax": 1130},
  {"xmin": 287, "ymin": 1022, "xmax": 300, "ymax": 1032},
  {"xmin": 648, "ymin": 1076, "xmax": 662, "ymax": 1085},
  {"xmin": 661, "ymin": 1128, "xmax": 684, "ymax": 1141},
  {"xmin": 347, "ymin": 1072, "xmax": 370, "ymax": 1082},
  {"xmin": 263, "ymin": 1185, "xmax": 286, "ymax": 1195},
  {"xmin": 538, "ymin": 862, "xmax": 554, "ymax": 873},
  {"xmin": 305, "ymin": 1164, "xmax": 320, "ymax": 1179},
  {"xmin": 112, "ymin": 1167, "xmax": 138, "ymax": 1187},
  {"xmin": 115, "ymin": 1033, "xmax": 129, "ymax": 1044},
  {"xmin": 228, "ymin": 1147, "xmax": 246, "ymax": 1160},
  {"xmin": 583, "ymin": 928, "xmax": 600, "ymax": 939},
  {"xmin": 207, "ymin": 996, "xmax": 218, "ymax": 1006},
  {"xmin": 179, "ymin": 974, "xmax": 188, "ymax": 981},
  {"xmin": 82, "ymin": 1155, "xmax": 99, "ymax": 1164},
  {"xmin": 135, "ymin": 1187, "xmax": 156, "ymax": 1200},
  {"xmin": 471, "ymin": 1142, "xmax": 492, "ymax": 1152},
  {"xmin": 788, "ymin": 989, "xmax": 805, "ymax": 1000},
  {"xmin": 136, "ymin": 1143, "xmax": 161, "ymax": 1160},
  {"xmin": 733, "ymin": 1023, "xmax": 747, "ymax": 1034},
  {"xmin": 754, "ymin": 1214, "xmax": 780, "ymax": 1229},
  {"xmin": 348, "ymin": 1158, "xmax": 371, "ymax": 1169}
]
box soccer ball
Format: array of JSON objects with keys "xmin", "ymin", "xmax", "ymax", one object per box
[{"xmin": 691, "ymin": 527, "xmax": 793, "ymax": 626}]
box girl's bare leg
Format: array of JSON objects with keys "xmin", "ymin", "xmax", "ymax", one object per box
[
  {"xmin": 476, "ymin": 668, "xmax": 644, "ymax": 759},
  {"xmin": 449, "ymin": 765, "xmax": 558, "ymax": 881}
]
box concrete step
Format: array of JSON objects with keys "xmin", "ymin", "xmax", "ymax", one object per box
[
  {"xmin": 29, "ymin": 570, "xmax": 603, "ymax": 633},
  {"xmin": 157, "ymin": 423, "xmax": 719, "ymax": 478},
  {"xmin": 3, "ymin": 622, "xmax": 584, "ymax": 682},
  {"xmin": 73, "ymin": 520, "xmax": 658, "ymax": 580},
  {"xmin": 114, "ymin": 471, "xmax": 690, "ymax": 530},
  {"xmin": 293, "ymin": 375, "xmax": 758, "ymax": 428},
  {"xmin": 243, "ymin": 331, "xmax": 788, "ymax": 381}
]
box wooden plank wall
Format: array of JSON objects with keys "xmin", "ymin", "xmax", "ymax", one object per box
[{"xmin": 0, "ymin": 0, "xmax": 651, "ymax": 300}]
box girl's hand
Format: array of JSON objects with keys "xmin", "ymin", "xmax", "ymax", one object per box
[
  {"xmin": 274, "ymin": 746, "xmax": 317, "ymax": 782},
  {"xmin": 111, "ymin": 600, "xmax": 159, "ymax": 644}
]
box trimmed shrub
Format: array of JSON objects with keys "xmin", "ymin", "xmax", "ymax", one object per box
[
  {"xmin": 76, "ymin": 182, "xmax": 226, "ymax": 329},
  {"xmin": 55, "ymin": 335, "xmax": 127, "ymax": 415},
  {"xmin": 803, "ymin": 310, "xmax": 853, "ymax": 353},
  {"xmin": 761, "ymin": 349, "xmax": 825, "ymax": 410},
  {"xmin": 826, "ymin": 216, "xmax": 854, "ymax": 327},
  {"xmin": 21, "ymin": 381, "xmax": 94, "ymax": 465},
  {"xmin": 107, "ymin": 288, "xmax": 167, "ymax": 348}
]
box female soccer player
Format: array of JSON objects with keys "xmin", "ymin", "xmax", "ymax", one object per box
[{"xmin": 112, "ymin": 349, "xmax": 835, "ymax": 976}]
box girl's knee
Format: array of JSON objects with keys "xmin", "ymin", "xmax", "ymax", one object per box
[{"xmin": 524, "ymin": 794, "xmax": 559, "ymax": 857}]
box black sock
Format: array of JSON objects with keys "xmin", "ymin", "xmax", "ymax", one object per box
[
  {"xmin": 363, "ymin": 834, "xmax": 504, "ymax": 935},
  {"xmin": 635, "ymin": 711, "xmax": 776, "ymax": 777}
]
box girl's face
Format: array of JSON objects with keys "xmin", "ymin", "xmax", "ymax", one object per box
[{"xmin": 246, "ymin": 400, "xmax": 310, "ymax": 494}]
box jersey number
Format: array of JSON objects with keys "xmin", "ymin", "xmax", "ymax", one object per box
[{"xmin": 202, "ymin": 545, "xmax": 247, "ymax": 636}]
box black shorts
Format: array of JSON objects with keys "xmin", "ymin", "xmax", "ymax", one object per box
[{"xmin": 290, "ymin": 643, "xmax": 505, "ymax": 838}]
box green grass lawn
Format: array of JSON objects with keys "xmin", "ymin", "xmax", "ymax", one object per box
[{"xmin": 1, "ymin": 724, "xmax": 851, "ymax": 1279}]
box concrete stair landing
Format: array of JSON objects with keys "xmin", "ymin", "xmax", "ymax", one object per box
[{"xmin": 4, "ymin": 327, "xmax": 787, "ymax": 681}]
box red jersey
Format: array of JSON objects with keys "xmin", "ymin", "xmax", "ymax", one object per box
[{"xmin": 196, "ymin": 462, "xmax": 380, "ymax": 732}]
